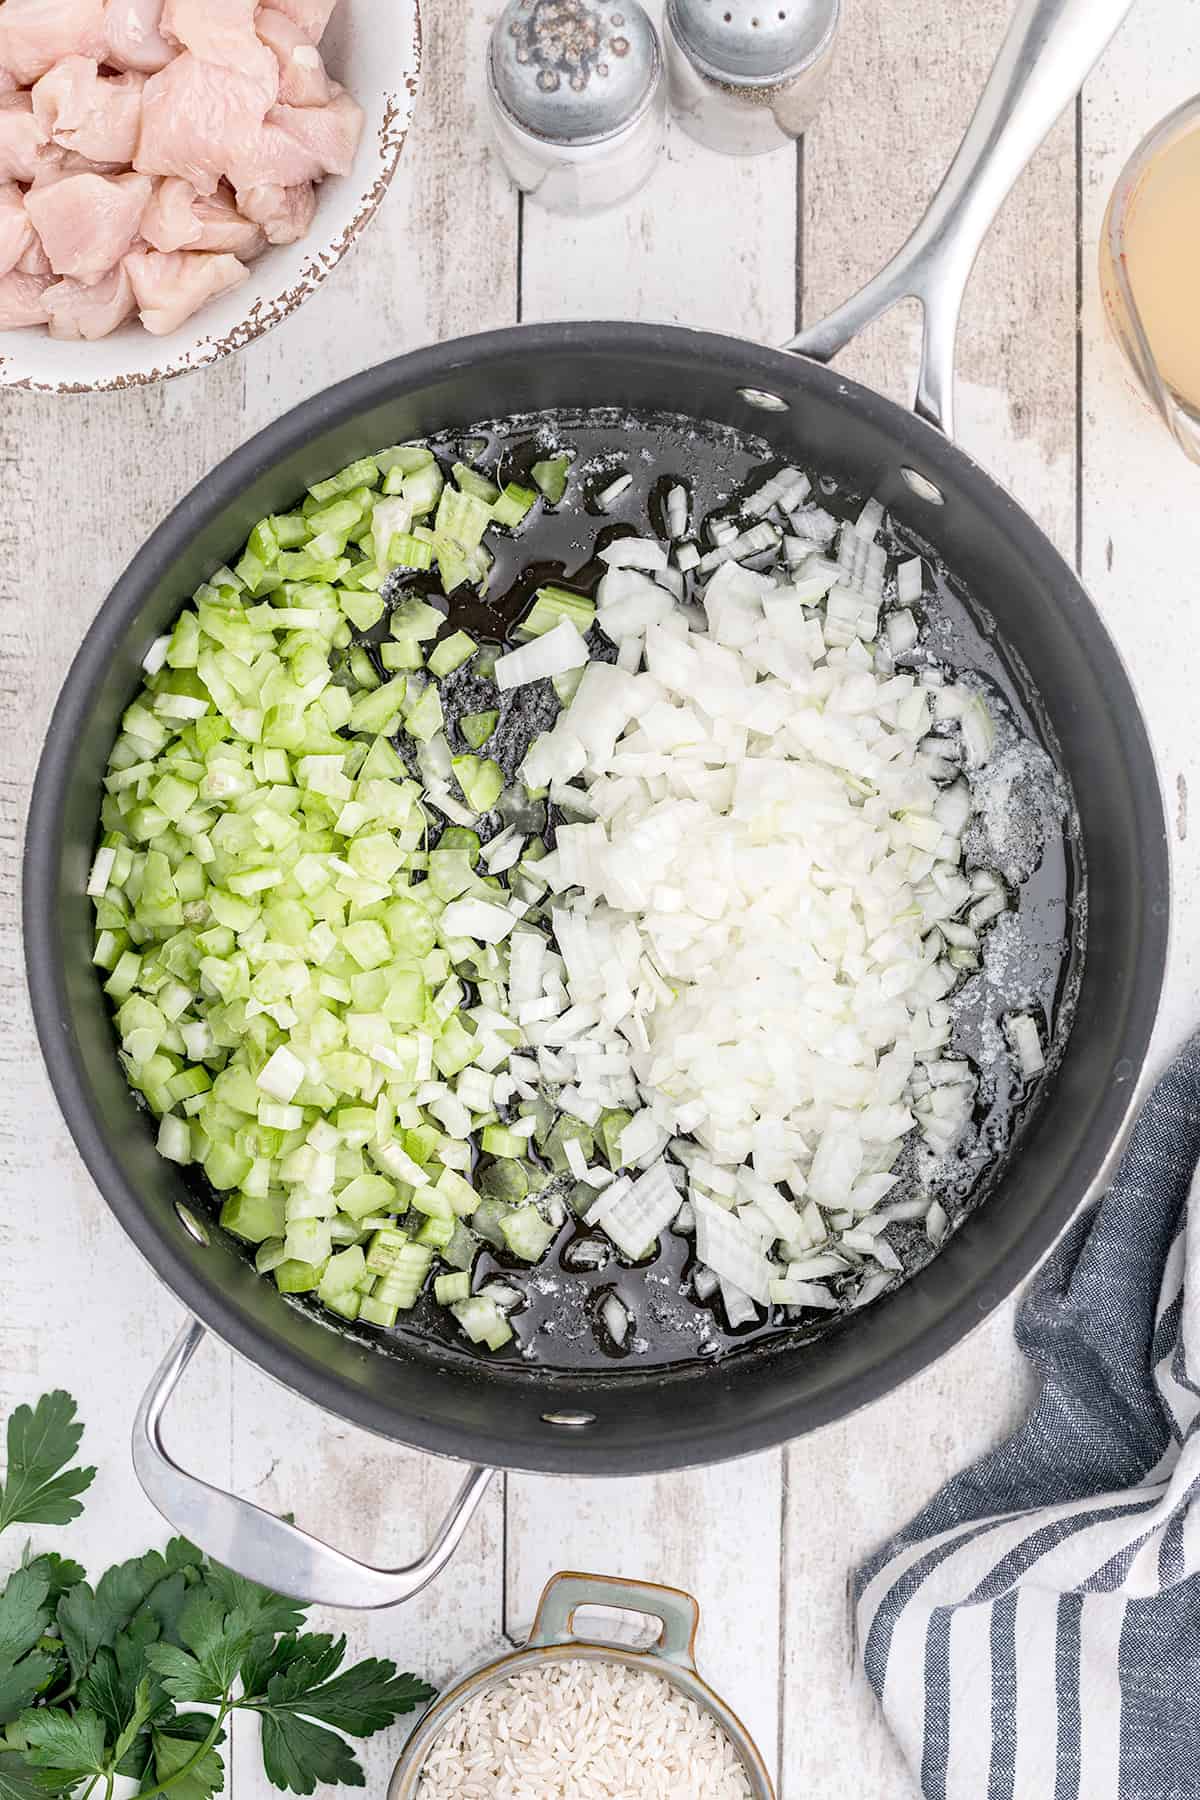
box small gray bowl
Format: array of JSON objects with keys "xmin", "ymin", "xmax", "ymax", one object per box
[{"xmin": 388, "ymin": 1570, "xmax": 775, "ymax": 1798}]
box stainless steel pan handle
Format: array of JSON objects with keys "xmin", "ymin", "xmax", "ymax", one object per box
[
  {"xmin": 787, "ymin": 0, "xmax": 1133, "ymax": 437},
  {"xmin": 133, "ymin": 1321, "xmax": 494, "ymax": 1608}
]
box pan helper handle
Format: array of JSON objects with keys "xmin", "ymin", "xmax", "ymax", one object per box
[
  {"xmin": 133, "ymin": 1320, "xmax": 495, "ymax": 1608},
  {"xmin": 786, "ymin": 0, "xmax": 1133, "ymax": 437}
]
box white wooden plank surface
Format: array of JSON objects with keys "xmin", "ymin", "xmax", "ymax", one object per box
[{"xmin": 2, "ymin": 1, "xmax": 1197, "ymax": 1795}]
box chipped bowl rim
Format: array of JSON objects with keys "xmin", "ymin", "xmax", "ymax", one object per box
[{"xmin": 0, "ymin": 0, "xmax": 422, "ymax": 394}]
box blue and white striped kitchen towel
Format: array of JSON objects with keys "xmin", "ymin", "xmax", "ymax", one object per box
[{"xmin": 857, "ymin": 1030, "xmax": 1200, "ymax": 1800}]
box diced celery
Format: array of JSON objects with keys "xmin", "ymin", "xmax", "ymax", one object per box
[
  {"xmin": 500, "ymin": 1204, "xmax": 556, "ymax": 1263},
  {"xmin": 544, "ymin": 1116, "xmax": 594, "ymax": 1175},
  {"xmin": 520, "ymin": 586, "xmax": 595, "ymax": 640},
  {"xmin": 434, "ymin": 1271, "xmax": 471, "ymax": 1305},
  {"xmin": 337, "ymin": 1172, "xmax": 397, "ymax": 1220},
  {"xmin": 531, "ymin": 456, "xmax": 571, "ymax": 505},
  {"xmin": 451, "ymin": 1295, "xmax": 512, "ymax": 1351},
  {"xmin": 359, "ymin": 1294, "xmax": 399, "ymax": 1327},
  {"xmin": 309, "ymin": 456, "xmax": 380, "ymax": 503},
  {"xmin": 450, "ymin": 755, "xmax": 503, "ymax": 813},
  {"xmin": 428, "ymin": 631, "xmax": 477, "ymax": 677},
  {"xmin": 431, "ymin": 1016, "xmax": 477, "ymax": 1077},
  {"xmin": 598, "ymin": 1108, "xmax": 634, "ymax": 1170},
  {"xmin": 414, "ymin": 1212, "xmax": 455, "ymax": 1249},
  {"xmin": 365, "ymin": 1227, "xmax": 409, "ymax": 1276},
  {"xmin": 204, "ymin": 1142, "xmax": 253, "ymax": 1191},
  {"xmin": 481, "ymin": 1124, "xmax": 526, "ymax": 1159},
  {"xmin": 349, "ymin": 675, "xmax": 408, "ymax": 735},
  {"xmin": 491, "ymin": 483, "xmax": 537, "ymax": 529},
  {"xmin": 274, "ymin": 1258, "xmax": 324, "ymax": 1294},
  {"xmin": 459, "ymin": 709, "xmax": 500, "ymax": 750},
  {"xmin": 478, "ymin": 1158, "xmax": 529, "ymax": 1204},
  {"xmin": 387, "ymin": 533, "xmax": 434, "ymax": 572},
  {"xmin": 221, "ymin": 1191, "xmax": 285, "ymax": 1243},
  {"xmin": 340, "ymin": 588, "xmax": 386, "ymax": 632},
  {"xmin": 452, "ymin": 463, "xmax": 501, "ymax": 505},
  {"xmin": 381, "ymin": 640, "xmax": 425, "ymax": 672},
  {"xmin": 435, "ymin": 485, "xmax": 493, "ymax": 553},
  {"xmin": 318, "ymin": 1245, "xmax": 366, "ymax": 1302},
  {"xmin": 436, "ymin": 1167, "xmax": 479, "ymax": 1216},
  {"xmin": 404, "ymin": 684, "xmax": 443, "ymax": 743}
]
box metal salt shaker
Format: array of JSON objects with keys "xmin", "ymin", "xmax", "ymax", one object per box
[
  {"xmin": 487, "ymin": 0, "xmax": 666, "ymax": 214},
  {"xmin": 664, "ymin": 0, "xmax": 839, "ymax": 156}
]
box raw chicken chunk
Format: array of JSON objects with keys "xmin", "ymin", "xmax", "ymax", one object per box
[
  {"xmin": 45, "ymin": 259, "xmax": 136, "ymax": 337},
  {"xmin": 0, "ymin": 268, "xmax": 52, "ymax": 326},
  {"xmin": 32, "ymin": 58, "xmax": 144, "ymax": 165},
  {"xmin": 225, "ymin": 87, "xmax": 362, "ymax": 190},
  {"xmin": 28, "ymin": 147, "xmax": 122, "ymax": 186},
  {"xmin": 256, "ymin": 9, "xmax": 331, "ymax": 108},
  {"xmin": 26, "ymin": 169, "xmax": 151, "ymax": 281},
  {"xmin": 192, "ymin": 184, "xmax": 265, "ymax": 257},
  {"xmin": 0, "ymin": 181, "xmax": 35, "ymax": 276},
  {"xmin": 135, "ymin": 53, "xmax": 272, "ymax": 195},
  {"xmin": 160, "ymin": 0, "xmax": 277, "ymax": 104},
  {"xmin": 140, "ymin": 174, "xmax": 199, "ymax": 249},
  {"xmin": 235, "ymin": 178, "xmax": 314, "ymax": 245},
  {"xmin": 142, "ymin": 176, "xmax": 265, "ymax": 257},
  {"xmin": 268, "ymin": 0, "xmax": 338, "ymax": 47},
  {"xmin": 124, "ymin": 245, "xmax": 247, "ymax": 333},
  {"xmin": 103, "ymin": 0, "xmax": 173, "ymax": 75},
  {"xmin": 0, "ymin": 93, "xmax": 49, "ymax": 182},
  {"xmin": 267, "ymin": 89, "xmax": 362, "ymax": 177},
  {"xmin": 0, "ymin": 69, "xmax": 19, "ymax": 98},
  {"xmin": 0, "ymin": 0, "xmax": 106, "ymax": 86},
  {"xmin": 17, "ymin": 230, "xmax": 52, "ymax": 272}
]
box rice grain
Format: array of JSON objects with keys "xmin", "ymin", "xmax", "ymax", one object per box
[{"xmin": 413, "ymin": 1658, "xmax": 755, "ymax": 1799}]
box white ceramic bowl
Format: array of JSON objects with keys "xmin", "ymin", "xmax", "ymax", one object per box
[{"xmin": 0, "ymin": 0, "xmax": 421, "ymax": 394}]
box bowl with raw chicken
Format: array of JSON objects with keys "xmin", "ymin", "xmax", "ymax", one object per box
[{"xmin": 0, "ymin": 0, "xmax": 420, "ymax": 391}]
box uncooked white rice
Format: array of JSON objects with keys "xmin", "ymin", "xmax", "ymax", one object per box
[{"xmin": 414, "ymin": 1658, "xmax": 754, "ymax": 1799}]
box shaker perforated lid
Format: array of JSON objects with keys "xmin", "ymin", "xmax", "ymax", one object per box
[
  {"xmin": 490, "ymin": 0, "xmax": 662, "ymax": 145},
  {"xmin": 666, "ymin": 0, "xmax": 838, "ymax": 84}
]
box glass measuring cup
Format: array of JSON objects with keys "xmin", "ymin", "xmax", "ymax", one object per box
[{"xmin": 1100, "ymin": 95, "xmax": 1200, "ymax": 463}]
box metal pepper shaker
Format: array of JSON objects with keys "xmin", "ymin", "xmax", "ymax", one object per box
[
  {"xmin": 664, "ymin": 0, "xmax": 839, "ymax": 156},
  {"xmin": 487, "ymin": 0, "xmax": 666, "ymax": 214}
]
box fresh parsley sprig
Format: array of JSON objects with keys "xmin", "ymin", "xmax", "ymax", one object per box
[{"xmin": 0, "ymin": 1394, "xmax": 435, "ymax": 1797}]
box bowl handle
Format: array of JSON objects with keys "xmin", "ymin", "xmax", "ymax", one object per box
[
  {"xmin": 132, "ymin": 1320, "xmax": 494, "ymax": 1608},
  {"xmin": 526, "ymin": 1570, "xmax": 701, "ymax": 1671},
  {"xmin": 784, "ymin": 0, "xmax": 1133, "ymax": 437}
]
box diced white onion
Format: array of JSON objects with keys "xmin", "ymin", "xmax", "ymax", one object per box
[
  {"xmin": 601, "ymin": 1292, "xmax": 630, "ymax": 1345},
  {"xmin": 495, "ymin": 620, "xmax": 590, "ymax": 690}
]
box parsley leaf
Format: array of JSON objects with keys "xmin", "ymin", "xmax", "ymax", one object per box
[
  {"xmin": 145, "ymin": 1586, "xmax": 265, "ymax": 1706},
  {"xmin": 146, "ymin": 1729, "xmax": 225, "ymax": 1800},
  {"xmin": 0, "ymin": 1750, "xmax": 67, "ymax": 1799},
  {"xmin": 0, "ymin": 1569, "xmax": 51, "ymax": 1666},
  {"xmin": 200, "ymin": 1566, "xmax": 305, "ymax": 1640},
  {"xmin": 58, "ymin": 1540, "xmax": 201, "ymax": 1682},
  {"xmin": 21, "ymin": 1556, "xmax": 85, "ymax": 1604},
  {"xmin": 261, "ymin": 1649, "xmax": 434, "ymax": 1736},
  {"xmin": 109, "ymin": 1678, "xmax": 157, "ymax": 1772},
  {"xmin": 78, "ymin": 1646, "xmax": 164, "ymax": 1757},
  {"xmin": 19, "ymin": 1708, "xmax": 107, "ymax": 1783},
  {"xmin": 0, "ymin": 1569, "xmax": 57, "ymax": 1727},
  {"xmin": 239, "ymin": 1632, "xmax": 343, "ymax": 1702},
  {"xmin": 244, "ymin": 1638, "xmax": 434, "ymax": 1796},
  {"xmin": 257, "ymin": 1711, "xmax": 366, "ymax": 1795},
  {"xmin": 0, "ymin": 1396, "xmax": 94, "ymax": 1537}
]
